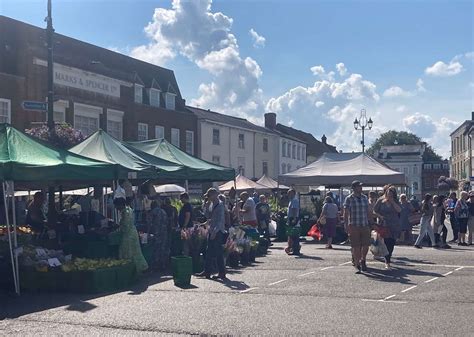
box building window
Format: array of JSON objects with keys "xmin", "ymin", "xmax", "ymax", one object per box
[
  {"xmin": 165, "ymin": 93, "xmax": 176, "ymax": 110},
  {"xmin": 403, "ymin": 167, "xmax": 409, "ymax": 175},
  {"xmin": 292, "ymin": 145, "xmax": 296, "ymax": 159},
  {"xmin": 262, "ymin": 161, "xmax": 268, "ymax": 175},
  {"xmin": 46, "ymin": 100, "xmax": 68, "ymax": 124},
  {"xmin": 282, "ymin": 141, "xmax": 287, "ymax": 157},
  {"xmin": 138, "ymin": 123, "xmax": 148, "ymax": 141},
  {"xmin": 149, "ymin": 89, "xmax": 160, "ymax": 107},
  {"xmin": 281, "ymin": 164, "xmax": 286, "ymax": 174},
  {"xmin": 0, "ymin": 99, "xmax": 11, "ymax": 123},
  {"xmin": 302, "ymin": 146, "xmax": 306, "ymax": 161},
  {"xmin": 171, "ymin": 128, "xmax": 180, "ymax": 147},
  {"xmin": 424, "ymin": 164, "xmax": 432, "ymax": 170},
  {"xmin": 287, "ymin": 143, "xmax": 291, "ymax": 158},
  {"xmin": 213, "ymin": 128, "xmax": 220, "ymax": 145},
  {"xmin": 263, "ymin": 138, "xmax": 268, "ymax": 152},
  {"xmin": 185, "ymin": 130, "xmax": 194, "ymax": 155},
  {"xmin": 433, "ymin": 163, "xmax": 441, "ymax": 170},
  {"xmin": 297, "ymin": 145, "xmax": 301, "ymax": 160},
  {"xmin": 107, "ymin": 109, "xmax": 123, "ymax": 141},
  {"xmin": 238, "ymin": 134, "xmax": 245, "ymax": 149},
  {"xmin": 287, "ymin": 164, "xmax": 292, "ymax": 172},
  {"xmin": 443, "ymin": 164, "xmax": 449, "ymax": 170},
  {"xmin": 134, "ymin": 84, "xmax": 143, "ymax": 104},
  {"xmin": 75, "ymin": 115, "xmax": 98, "ymax": 137},
  {"xmin": 212, "ymin": 155, "xmax": 220, "ymax": 165},
  {"xmin": 155, "ymin": 125, "xmax": 164, "ymax": 139},
  {"xmin": 107, "ymin": 120, "xmax": 122, "ymax": 140}
]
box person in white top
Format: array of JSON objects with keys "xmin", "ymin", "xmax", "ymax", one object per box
[{"xmin": 239, "ymin": 192, "xmax": 257, "ymax": 227}]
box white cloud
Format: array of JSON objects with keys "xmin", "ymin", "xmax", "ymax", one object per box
[
  {"xmin": 266, "ymin": 64, "xmax": 380, "ymax": 152},
  {"xmin": 402, "ymin": 113, "xmax": 459, "ymax": 157},
  {"xmin": 383, "ymin": 86, "xmax": 414, "ymax": 98},
  {"xmin": 396, "ymin": 105, "xmax": 407, "ymax": 112},
  {"xmin": 249, "ymin": 28, "xmax": 266, "ymax": 48},
  {"xmin": 416, "ymin": 78, "xmax": 426, "ymax": 92},
  {"xmin": 130, "ymin": 0, "xmax": 263, "ymax": 117},
  {"xmin": 335, "ymin": 63, "xmax": 347, "ymax": 76},
  {"xmin": 425, "ymin": 60, "xmax": 463, "ymax": 77}
]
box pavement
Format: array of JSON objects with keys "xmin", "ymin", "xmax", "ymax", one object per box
[{"xmin": 1, "ymin": 239, "xmax": 473, "ymax": 336}]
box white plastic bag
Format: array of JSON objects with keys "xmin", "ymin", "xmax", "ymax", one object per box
[
  {"xmin": 269, "ymin": 220, "xmax": 277, "ymax": 236},
  {"xmin": 370, "ymin": 230, "xmax": 389, "ymax": 257}
]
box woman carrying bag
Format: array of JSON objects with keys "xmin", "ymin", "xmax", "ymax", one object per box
[
  {"xmin": 454, "ymin": 191, "xmax": 469, "ymax": 246},
  {"xmin": 373, "ymin": 186, "xmax": 401, "ymax": 269}
]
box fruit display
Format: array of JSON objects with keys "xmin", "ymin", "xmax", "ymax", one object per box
[{"xmin": 61, "ymin": 258, "xmax": 130, "ymax": 272}]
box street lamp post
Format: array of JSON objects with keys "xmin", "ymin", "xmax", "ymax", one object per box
[
  {"xmin": 353, "ymin": 109, "xmax": 373, "ymax": 153},
  {"xmin": 46, "ymin": 0, "xmax": 55, "ymax": 135}
]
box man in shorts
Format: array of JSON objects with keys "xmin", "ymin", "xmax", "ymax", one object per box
[{"xmin": 344, "ymin": 180, "xmax": 372, "ymax": 274}]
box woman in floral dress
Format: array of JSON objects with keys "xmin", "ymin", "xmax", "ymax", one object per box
[{"xmin": 114, "ymin": 198, "xmax": 148, "ymax": 273}]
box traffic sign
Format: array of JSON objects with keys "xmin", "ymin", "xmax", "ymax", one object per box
[{"xmin": 22, "ymin": 101, "xmax": 47, "ymax": 111}]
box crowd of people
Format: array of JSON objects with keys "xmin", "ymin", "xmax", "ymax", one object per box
[{"xmin": 22, "ymin": 178, "xmax": 474, "ymax": 279}]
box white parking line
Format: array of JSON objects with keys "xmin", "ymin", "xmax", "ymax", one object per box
[
  {"xmin": 424, "ymin": 277, "xmax": 439, "ymax": 283},
  {"xmin": 443, "ymin": 271, "xmax": 453, "ymax": 276},
  {"xmin": 297, "ymin": 271, "xmax": 316, "ymax": 277},
  {"xmin": 384, "ymin": 295, "xmax": 396, "ymax": 301},
  {"xmin": 321, "ymin": 266, "xmax": 334, "ymax": 271},
  {"xmin": 362, "ymin": 298, "xmax": 407, "ymax": 304},
  {"xmin": 401, "ymin": 285, "xmax": 417, "ymax": 293},
  {"xmin": 268, "ymin": 279, "xmax": 288, "ymax": 286},
  {"xmin": 455, "ymin": 266, "xmax": 464, "ymax": 271},
  {"xmin": 239, "ymin": 287, "xmax": 259, "ymax": 294},
  {"xmin": 339, "ymin": 261, "xmax": 352, "ymax": 266}
]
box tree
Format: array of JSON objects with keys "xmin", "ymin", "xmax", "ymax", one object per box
[
  {"xmin": 25, "ymin": 123, "xmax": 85, "ymax": 149},
  {"xmin": 366, "ymin": 130, "xmax": 442, "ymax": 161}
]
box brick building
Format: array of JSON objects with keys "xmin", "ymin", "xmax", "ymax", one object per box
[
  {"xmin": 0, "ymin": 16, "xmax": 197, "ymax": 154},
  {"xmin": 421, "ymin": 160, "xmax": 450, "ymax": 197}
]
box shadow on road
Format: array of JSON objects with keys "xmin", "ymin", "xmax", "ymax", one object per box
[
  {"xmin": 362, "ymin": 266, "xmax": 443, "ymax": 284},
  {"xmin": 3, "ymin": 272, "xmax": 172, "ymax": 319},
  {"xmin": 392, "ymin": 257, "xmax": 436, "ymax": 265},
  {"xmin": 294, "ymin": 255, "xmax": 323, "ymax": 261}
]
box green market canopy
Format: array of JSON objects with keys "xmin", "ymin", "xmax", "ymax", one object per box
[
  {"xmin": 0, "ymin": 124, "xmax": 121, "ymax": 184},
  {"xmin": 69, "ymin": 130, "xmax": 187, "ymax": 181},
  {"xmin": 127, "ymin": 138, "xmax": 235, "ymax": 182}
]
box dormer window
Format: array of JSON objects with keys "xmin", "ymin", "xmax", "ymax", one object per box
[
  {"xmin": 165, "ymin": 92, "xmax": 176, "ymax": 110},
  {"xmin": 149, "ymin": 88, "xmax": 160, "ymax": 107},
  {"xmin": 134, "ymin": 84, "xmax": 143, "ymax": 104}
]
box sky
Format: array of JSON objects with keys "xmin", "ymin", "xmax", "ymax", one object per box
[{"xmin": 1, "ymin": 0, "xmax": 473, "ymax": 158}]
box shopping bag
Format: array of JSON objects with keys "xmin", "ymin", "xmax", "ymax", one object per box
[
  {"xmin": 408, "ymin": 212, "xmax": 422, "ymax": 226},
  {"xmin": 307, "ymin": 224, "xmax": 323, "ymax": 240},
  {"xmin": 370, "ymin": 230, "xmax": 389, "ymax": 257}
]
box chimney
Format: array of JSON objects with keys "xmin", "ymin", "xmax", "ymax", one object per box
[
  {"xmin": 321, "ymin": 134, "xmax": 327, "ymax": 144},
  {"xmin": 264, "ymin": 112, "xmax": 276, "ymax": 129}
]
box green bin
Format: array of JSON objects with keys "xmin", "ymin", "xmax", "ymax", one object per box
[{"xmin": 171, "ymin": 256, "xmax": 192, "ymax": 287}]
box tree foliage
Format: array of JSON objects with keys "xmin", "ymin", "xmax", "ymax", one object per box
[{"xmin": 366, "ymin": 130, "xmax": 443, "ymax": 161}]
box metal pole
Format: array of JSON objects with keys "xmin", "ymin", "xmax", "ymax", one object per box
[
  {"xmin": 3, "ymin": 182, "xmax": 18, "ymax": 294},
  {"xmin": 362, "ymin": 126, "xmax": 365, "ymax": 153},
  {"xmin": 10, "ymin": 181, "xmax": 20, "ymax": 295},
  {"xmin": 46, "ymin": 0, "xmax": 55, "ymax": 134}
]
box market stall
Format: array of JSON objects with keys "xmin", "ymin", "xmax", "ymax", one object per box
[
  {"xmin": 279, "ymin": 152, "xmax": 406, "ymax": 187},
  {"xmin": 0, "ymin": 124, "xmax": 127, "ymax": 294},
  {"xmin": 257, "ymin": 174, "xmax": 289, "ymax": 190},
  {"xmin": 69, "ymin": 130, "xmax": 187, "ymax": 181},
  {"xmin": 127, "ymin": 138, "xmax": 235, "ymax": 182},
  {"xmin": 218, "ymin": 174, "xmax": 268, "ymax": 192}
]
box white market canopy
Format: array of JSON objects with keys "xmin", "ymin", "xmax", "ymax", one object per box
[
  {"xmin": 218, "ymin": 174, "xmax": 268, "ymax": 192},
  {"xmin": 279, "ymin": 152, "xmax": 406, "ymax": 187},
  {"xmin": 257, "ymin": 174, "xmax": 289, "ymax": 190},
  {"xmin": 154, "ymin": 184, "xmax": 186, "ymax": 195}
]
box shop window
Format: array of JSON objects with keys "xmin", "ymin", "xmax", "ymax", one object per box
[
  {"xmin": 0, "ymin": 99, "xmax": 11, "ymax": 123},
  {"xmin": 138, "ymin": 123, "xmax": 148, "ymax": 141},
  {"xmin": 171, "ymin": 128, "xmax": 180, "ymax": 147}
]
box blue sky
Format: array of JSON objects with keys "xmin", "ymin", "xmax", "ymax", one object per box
[{"xmin": 1, "ymin": 0, "xmax": 473, "ymax": 157}]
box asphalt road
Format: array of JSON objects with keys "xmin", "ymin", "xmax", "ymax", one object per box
[{"xmin": 1, "ymin": 239, "xmax": 473, "ymax": 336}]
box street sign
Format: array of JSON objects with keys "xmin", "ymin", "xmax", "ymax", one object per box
[{"xmin": 22, "ymin": 101, "xmax": 47, "ymax": 111}]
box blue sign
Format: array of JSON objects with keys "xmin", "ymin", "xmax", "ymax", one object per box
[{"xmin": 22, "ymin": 101, "xmax": 47, "ymax": 111}]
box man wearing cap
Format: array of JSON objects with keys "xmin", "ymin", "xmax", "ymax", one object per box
[
  {"xmin": 198, "ymin": 188, "xmax": 227, "ymax": 280},
  {"xmin": 344, "ymin": 180, "xmax": 372, "ymax": 273}
]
